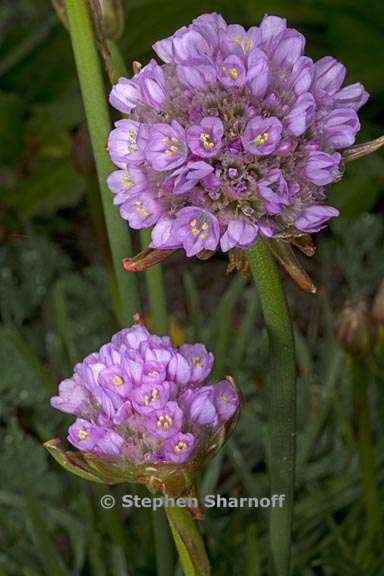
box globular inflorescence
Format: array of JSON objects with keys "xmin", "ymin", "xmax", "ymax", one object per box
[
  {"xmin": 106, "ymin": 13, "xmax": 368, "ymax": 257},
  {"xmin": 51, "ymin": 324, "xmax": 239, "ymax": 465}
]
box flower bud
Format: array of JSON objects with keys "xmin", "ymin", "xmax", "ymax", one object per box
[
  {"xmin": 45, "ymin": 322, "xmax": 240, "ymax": 494},
  {"xmin": 335, "ymin": 302, "xmax": 377, "ymax": 356},
  {"xmin": 98, "ymin": 0, "xmax": 125, "ymax": 40},
  {"xmin": 372, "ymin": 280, "xmax": 384, "ymax": 325}
]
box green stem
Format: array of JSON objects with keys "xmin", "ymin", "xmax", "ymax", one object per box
[
  {"xmin": 140, "ymin": 228, "xmax": 169, "ymax": 335},
  {"xmin": 351, "ymin": 357, "xmax": 381, "ymax": 544},
  {"xmin": 64, "ymin": 0, "xmax": 139, "ymax": 326},
  {"xmin": 165, "ymin": 506, "xmax": 211, "ymax": 576},
  {"xmin": 246, "ymin": 239, "xmax": 296, "ymax": 576},
  {"xmin": 102, "ymin": 37, "xmax": 172, "ymax": 576}
]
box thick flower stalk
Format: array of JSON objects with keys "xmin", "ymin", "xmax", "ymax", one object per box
[
  {"xmin": 106, "ymin": 13, "xmax": 369, "ymax": 259},
  {"xmin": 45, "ymin": 322, "xmax": 240, "ymax": 494}
]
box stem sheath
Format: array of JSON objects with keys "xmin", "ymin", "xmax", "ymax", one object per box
[{"xmin": 246, "ymin": 239, "xmax": 296, "ymax": 576}]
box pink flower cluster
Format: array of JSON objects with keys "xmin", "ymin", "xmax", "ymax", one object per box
[
  {"xmin": 107, "ymin": 13, "xmax": 368, "ymax": 256},
  {"xmin": 51, "ymin": 324, "xmax": 239, "ymax": 464}
]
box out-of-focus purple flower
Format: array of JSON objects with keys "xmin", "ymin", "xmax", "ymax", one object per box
[
  {"xmin": 50, "ymin": 323, "xmax": 240, "ymax": 466},
  {"xmin": 107, "ymin": 13, "xmax": 369, "ymax": 256}
]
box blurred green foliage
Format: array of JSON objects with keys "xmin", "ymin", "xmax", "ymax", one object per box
[{"xmin": 0, "ymin": 0, "xmax": 383, "ymax": 575}]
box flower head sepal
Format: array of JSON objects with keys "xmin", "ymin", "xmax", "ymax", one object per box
[{"xmin": 122, "ymin": 247, "xmax": 178, "ymax": 271}]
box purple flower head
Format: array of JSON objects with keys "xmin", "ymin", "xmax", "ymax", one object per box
[
  {"xmin": 106, "ymin": 13, "xmax": 368, "ymax": 256},
  {"xmin": 49, "ymin": 323, "xmax": 240, "ymax": 473}
]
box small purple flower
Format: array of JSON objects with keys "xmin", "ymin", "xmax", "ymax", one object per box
[
  {"xmin": 145, "ymin": 121, "xmax": 187, "ymax": 171},
  {"xmin": 164, "ymin": 432, "xmax": 196, "ymax": 463},
  {"xmin": 213, "ymin": 380, "xmax": 240, "ymax": 422},
  {"xmin": 150, "ymin": 217, "xmax": 182, "ymax": 250},
  {"xmin": 179, "ymin": 343, "xmax": 214, "ymax": 384},
  {"xmin": 107, "ymin": 120, "xmax": 145, "ymax": 167},
  {"xmin": 136, "ymin": 59, "xmax": 167, "ymax": 110},
  {"xmin": 304, "ymin": 150, "xmax": 341, "ymax": 185},
  {"xmin": 172, "ymin": 207, "xmax": 220, "ymax": 256},
  {"xmin": 220, "ymin": 220, "xmax": 258, "ymax": 252},
  {"xmin": 106, "ymin": 13, "xmax": 369, "ymax": 256},
  {"xmin": 218, "ymin": 54, "xmax": 247, "ymax": 88},
  {"xmin": 107, "ymin": 168, "xmax": 148, "ymax": 206},
  {"xmin": 147, "ymin": 401, "xmax": 184, "ymax": 438},
  {"xmin": 50, "ymin": 323, "xmax": 240, "ymax": 468},
  {"xmin": 320, "ymin": 108, "xmax": 360, "ymax": 148},
  {"xmin": 185, "ymin": 386, "xmax": 218, "ymax": 427},
  {"xmin": 285, "ymin": 93, "xmax": 316, "ymax": 136},
  {"xmin": 295, "ymin": 205, "xmax": 340, "ymax": 233},
  {"xmin": 131, "ymin": 381, "xmax": 170, "ymax": 414},
  {"xmin": 186, "ymin": 117, "xmax": 224, "ymax": 158},
  {"xmin": 171, "ymin": 161, "xmax": 214, "ymax": 194},
  {"xmin": 242, "ymin": 116, "xmax": 283, "ymax": 156},
  {"xmin": 109, "ymin": 77, "xmax": 142, "ymax": 113},
  {"xmin": 50, "ymin": 378, "xmax": 92, "ymax": 417},
  {"xmin": 120, "ymin": 194, "xmax": 162, "ymax": 229},
  {"xmin": 257, "ymin": 170, "xmax": 290, "ymax": 214},
  {"xmin": 312, "ymin": 57, "xmax": 346, "ymax": 100},
  {"xmin": 68, "ymin": 419, "xmax": 124, "ymax": 456}
]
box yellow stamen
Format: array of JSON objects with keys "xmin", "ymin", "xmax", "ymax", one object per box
[
  {"xmin": 122, "ymin": 175, "xmax": 134, "ymax": 188},
  {"xmin": 112, "ymin": 375, "xmax": 124, "ymax": 386},
  {"xmin": 134, "ymin": 200, "xmax": 149, "ymax": 216},
  {"xmin": 192, "ymin": 356, "xmax": 203, "ymax": 366},
  {"xmin": 78, "ymin": 429, "xmax": 88, "ymax": 440},
  {"xmin": 253, "ymin": 132, "xmax": 269, "ymax": 146},
  {"xmin": 157, "ymin": 414, "xmax": 173, "ymax": 428},
  {"xmin": 174, "ymin": 441, "xmax": 187, "ymax": 453},
  {"xmin": 164, "ymin": 144, "xmax": 178, "ymax": 155},
  {"xmin": 223, "ymin": 66, "xmax": 238, "ymax": 80},
  {"xmin": 244, "ymin": 35, "xmax": 251, "ymax": 52},
  {"xmin": 199, "ymin": 132, "xmax": 214, "ymax": 150}
]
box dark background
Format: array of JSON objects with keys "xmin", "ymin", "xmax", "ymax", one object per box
[{"xmin": 0, "ymin": 1, "xmax": 384, "ymax": 574}]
